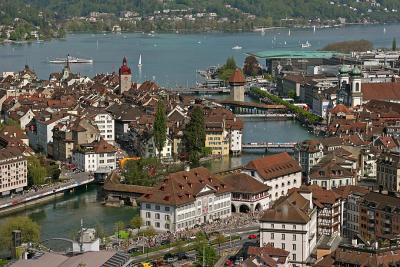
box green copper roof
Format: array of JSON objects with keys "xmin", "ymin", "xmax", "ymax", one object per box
[
  {"xmin": 248, "ymin": 50, "xmax": 343, "ymax": 59},
  {"xmin": 339, "ymin": 65, "xmax": 351, "ymax": 74},
  {"xmin": 351, "ymin": 66, "xmax": 362, "ymax": 76}
]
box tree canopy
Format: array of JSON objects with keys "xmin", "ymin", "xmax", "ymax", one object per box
[
  {"xmin": 0, "ymin": 216, "xmax": 40, "ymax": 251},
  {"xmin": 243, "ymin": 55, "xmax": 261, "ymax": 77},
  {"xmin": 153, "ymin": 101, "xmax": 167, "ymax": 159},
  {"xmin": 27, "ymin": 156, "xmax": 48, "ymax": 186},
  {"xmin": 183, "ymin": 106, "xmax": 206, "ymax": 166},
  {"xmin": 321, "ymin": 39, "xmax": 373, "ymax": 53},
  {"xmin": 218, "ymin": 56, "xmax": 237, "ymax": 82}
]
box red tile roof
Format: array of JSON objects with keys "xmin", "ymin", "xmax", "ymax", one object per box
[
  {"xmin": 362, "ymin": 82, "xmax": 400, "ymax": 101},
  {"xmin": 228, "ymin": 69, "xmax": 245, "ymax": 84},
  {"xmin": 244, "ymin": 152, "xmax": 302, "ymax": 181}
]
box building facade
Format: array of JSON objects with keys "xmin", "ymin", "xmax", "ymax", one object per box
[
  {"xmin": 377, "ymin": 152, "xmax": 400, "ymax": 192},
  {"xmin": 139, "ymin": 167, "xmax": 232, "ymax": 232},
  {"xmin": 0, "ymin": 147, "xmax": 27, "ymax": 196},
  {"xmin": 259, "ymin": 190, "xmax": 317, "ymax": 267},
  {"xmin": 242, "ymin": 152, "xmax": 302, "ymax": 201}
]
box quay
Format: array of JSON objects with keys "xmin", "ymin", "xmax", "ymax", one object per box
[
  {"xmin": 242, "ymin": 142, "xmax": 297, "ymax": 150},
  {"xmin": 0, "ymin": 172, "xmax": 94, "ymax": 215}
]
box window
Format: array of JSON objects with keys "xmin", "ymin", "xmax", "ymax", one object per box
[
  {"xmin": 293, "ymin": 234, "xmax": 296, "ymax": 241},
  {"xmin": 293, "ymin": 225, "xmax": 296, "ymax": 230},
  {"xmin": 271, "ymin": 224, "xmax": 274, "ymax": 229},
  {"xmin": 146, "ymin": 221, "xmax": 150, "ymax": 226},
  {"xmin": 155, "ymin": 205, "xmax": 160, "ymax": 210},
  {"xmin": 282, "ymin": 225, "xmax": 285, "ymax": 229},
  {"xmin": 145, "ymin": 204, "xmax": 151, "ymax": 209},
  {"xmin": 281, "ymin": 243, "xmax": 285, "ymax": 249},
  {"xmin": 155, "ymin": 213, "xmax": 160, "ymax": 219},
  {"xmin": 293, "ymin": 244, "xmax": 296, "ymax": 250},
  {"xmin": 282, "ymin": 234, "xmax": 285, "ymax": 240},
  {"xmin": 271, "ymin": 233, "xmax": 274, "ymax": 239},
  {"xmin": 146, "ymin": 212, "xmax": 151, "ymax": 218},
  {"xmin": 293, "ymin": 254, "xmax": 296, "ymax": 261},
  {"xmin": 155, "ymin": 222, "xmax": 160, "ymax": 228},
  {"xmin": 165, "ymin": 206, "xmax": 170, "ymax": 211},
  {"xmin": 165, "ymin": 223, "xmax": 170, "ymax": 229},
  {"xmin": 165, "ymin": 215, "xmax": 170, "ymax": 221}
]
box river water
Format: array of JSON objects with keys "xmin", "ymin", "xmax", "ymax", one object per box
[{"xmin": 0, "ymin": 24, "xmax": 392, "ymax": 241}]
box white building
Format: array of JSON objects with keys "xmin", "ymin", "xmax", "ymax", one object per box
[
  {"xmin": 259, "ymin": 189, "xmax": 317, "ymax": 267},
  {"xmin": 139, "ymin": 167, "xmax": 232, "ymax": 232},
  {"xmin": 242, "ymin": 152, "xmax": 302, "ymax": 201},
  {"xmin": 221, "ymin": 173, "xmax": 271, "ymax": 213},
  {"xmin": 0, "ymin": 147, "xmax": 27, "ymax": 196},
  {"xmin": 26, "ymin": 113, "xmax": 71, "ymax": 155},
  {"xmin": 72, "ymin": 139, "xmax": 117, "ymax": 173},
  {"xmin": 92, "ymin": 112, "xmax": 115, "ymax": 144}
]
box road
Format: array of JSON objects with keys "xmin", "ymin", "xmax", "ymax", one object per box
[{"xmin": 128, "ymin": 227, "xmax": 259, "ymax": 265}]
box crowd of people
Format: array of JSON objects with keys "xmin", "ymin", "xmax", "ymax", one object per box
[{"xmin": 110, "ymin": 212, "xmax": 262, "ymax": 252}]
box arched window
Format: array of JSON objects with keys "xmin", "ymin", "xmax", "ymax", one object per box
[{"xmin": 355, "ymin": 82, "xmax": 360, "ymax": 92}]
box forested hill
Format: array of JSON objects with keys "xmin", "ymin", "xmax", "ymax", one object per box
[{"xmin": 6, "ymin": 0, "xmax": 400, "ymax": 23}]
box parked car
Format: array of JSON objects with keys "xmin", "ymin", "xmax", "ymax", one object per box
[
  {"xmin": 248, "ymin": 234, "xmax": 257, "ymax": 239},
  {"xmin": 176, "ymin": 252, "xmax": 188, "ymax": 260},
  {"xmin": 163, "ymin": 253, "xmax": 175, "ymax": 263}
]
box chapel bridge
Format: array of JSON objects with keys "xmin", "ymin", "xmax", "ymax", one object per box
[{"xmin": 213, "ymin": 100, "xmax": 294, "ymax": 119}]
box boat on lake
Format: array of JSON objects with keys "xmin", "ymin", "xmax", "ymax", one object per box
[
  {"xmin": 49, "ymin": 56, "xmax": 93, "ymax": 64},
  {"xmin": 301, "ymin": 41, "xmax": 311, "ymax": 48},
  {"xmin": 232, "ymin": 45, "xmax": 242, "ymax": 50},
  {"xmin": 138, "ymin": 54, "xmax": 142, "ymax": 67}
]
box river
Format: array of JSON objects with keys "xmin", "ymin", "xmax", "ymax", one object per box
[{"xmin": 0, "ymin": 24, "xmax": 390, "ymax": 242}]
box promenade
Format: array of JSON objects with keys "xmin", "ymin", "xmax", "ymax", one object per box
[{"xmin": 0, "ymin": 172, "xmax": 94, "ymax": 213}]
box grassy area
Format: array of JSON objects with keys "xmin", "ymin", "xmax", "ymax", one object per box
[
  {"xmin": 116, "ymin": 230, "xmax": 130, "ymax": 240},
  {"xmin": 250, "ymin": 87, "xmax": 322, "ymax": 124},
  {"xmin": 0, "ymin": 259, "xmax": 8, "ymax": 267}
]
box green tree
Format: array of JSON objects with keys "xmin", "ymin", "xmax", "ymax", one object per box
[
  {"xmin": 142, "ymin": 226, "xmax": 156, "ymax": 238},
  {"xmin": 27, "ymin": 156, "xmax": 47, "ymax": 186},
  {"xmin": 0, "ymin": 216, "xmax": 40, "ymax": 251},
  {"xmin": 95, "ymin": 223, "xmax": 106, "ymax": 239},
  {"xmin": 130, "ymin": 215, "xmax": 143, "ymax": 234},
  {"xmin": 215, "ymin": 233, "xmax": 226, "ymax": 255},
  {"xmin": 123, "ymin": 158, "xmax": 160, "ymax": 186},
  {"xmin": 195, "ymin": 232, "xmax": 217, "ymax": 267},
  {"xmin": 153, "ymin": 101, "xmax": 167, "ymax": 159},
  {"xmin": 114, "ymin": 221, "xmax": 125, "ymax": 238},
  {"xmin": 393, "ymin": 37, "xmax": 397, "ymax": 51},
  {"xmin": 218, "ymin": 56, "xmax": 238, "ymax": 81},
  {"xmin": 183, "ymin": 106, "xmax": 206, "ymax": 166}
]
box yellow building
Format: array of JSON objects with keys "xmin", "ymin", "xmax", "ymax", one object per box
[{"xmin": 205, "ymin": 121, "xmax": 230, "ymax": 156}]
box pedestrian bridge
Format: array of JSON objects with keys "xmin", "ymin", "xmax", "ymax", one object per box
[{"xmin": 242, "ymin": 142, "xmax": 297, "ymax": 150}]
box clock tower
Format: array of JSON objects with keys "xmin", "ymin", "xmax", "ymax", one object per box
[{"xmin": 119, "ymin": 57, "xmax": 132, "ymax": 94}]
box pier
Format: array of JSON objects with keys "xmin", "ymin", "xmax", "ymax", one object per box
[
  {"xmin": 0, "ymin": 172, "xmax": 94, "ymax": 214},
  {"xmin": 242, "ymin": 142, "xmax": 297, "ymax": 150}
]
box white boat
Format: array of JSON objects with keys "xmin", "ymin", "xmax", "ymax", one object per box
[
  {"xmin": 288, "ymin": 29, "xmax": 291, "ymax": 36},
  {"xmin": 49, "ymin": 55, "xmax": 93, "ymax": 64},
  {"xmin": 301, "ymin": 41, "xmax": 311, "ymax": 48},
  {"xmin": 138, "ymin": 54, "xmax": 142, "ymax": 67},
  {"xmin": 313, "ymin": 25, "xmax": 316, "ymax": 33},
  {"xmin": 384, "ymin": 27, "xmax": 386, "ymax": 34},
  {"xmin": 232, "ymin": 45, "xmax": 242, "ymax": 50}
]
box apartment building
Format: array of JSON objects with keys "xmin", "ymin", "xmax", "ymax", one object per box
[
  {"xmin": 294, "ymin": 140, "xmax": 324, "ymax": 176},
  {"xmin": 139, "ymin": 167, "xmax": 232, "ymax": 232},
  {"xmin": 359, "ymin": 191, "xmax": 400, "ymax": 241},
  {"xmin": 205, "ymin": 121, "xmax": 230, "ymax": 156},
  {"xmin": 333, "ymin": 186, "xmax": 369, "ymax": 239},
  {"xmin": 242, "ymin": 152, "xmax": 302, "ymax": 201},
  {"xmin": 72, "ymin": 139, "xmax": 117, "ymax": 174},
  {"xmin": 0, "ymin": 147, "xmax": 27, "ymax": 196},
  {"xmin": 309, "ymin": 159, "xmax": 355, "ymax": 190},
  {"xmin": 259, "ymin": 189, "xmax": 317, "ymax": 267},
  {"xmin": 377, "ymin": 152, "xmax": 400, "ymax": 192}
]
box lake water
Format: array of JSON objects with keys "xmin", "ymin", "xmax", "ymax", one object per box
[
  {"xmin": 0, "ymin": 24, "xmax": 398, "ymax": 86},
  {"xmin": 0, "ymin": 24, "xmax": 392, "ymax": 242}
]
